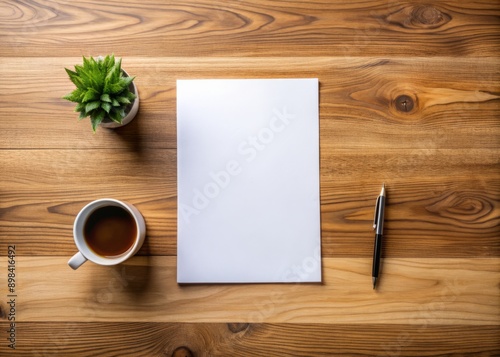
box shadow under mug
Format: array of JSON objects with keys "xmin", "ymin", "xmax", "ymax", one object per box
[{"xmin": 68, "ymin": 199, "xmax": 146, "ymax": 270}]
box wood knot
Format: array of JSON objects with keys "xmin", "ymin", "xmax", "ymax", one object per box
[
  {"xmin": 385, "ymin": 5, "xmax": 451, "ymax": 30},
  {"xmin": 172, "ymin": 346, "xmax": 193, "ymax": 357},
  {"xmin": 227, "ymin": 323, "xmax": 249, "ymax": 333},
  {"xmin": 395, "ymin": 95, "xmax": 415, "ymax": 113},
  {"xmin": 425, "ymin": 191, "xmax": 495, "ymax": 225},
  {"xmin": 411, "ymin": 5, "xmax": 447, "ymax": 27}
]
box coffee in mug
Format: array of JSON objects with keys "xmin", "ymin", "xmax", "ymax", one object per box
[
  {"xmin": 68, "ymin": 199, "xmax": 146, "ymax": 269},
  {"xmin": 84, "ymin": 205, "xmax": 137, "ymax": 257}
]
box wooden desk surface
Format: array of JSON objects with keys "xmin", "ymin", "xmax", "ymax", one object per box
[{"xmin": 1, "ymin": 1, "xmax": 499, "ymax": 356}]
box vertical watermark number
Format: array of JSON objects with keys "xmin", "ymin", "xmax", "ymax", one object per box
[{"xmin": 6, "ymin": 245, "xmax": 16, "ymax": 350}]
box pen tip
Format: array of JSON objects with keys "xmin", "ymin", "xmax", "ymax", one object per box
[
  {"xmin": 380, "ymin": 184, "xmax": 386, "ymax": 197},
  {"xmin": 372, "ymin": 277, "xmax": 377, "ymax": 289}
]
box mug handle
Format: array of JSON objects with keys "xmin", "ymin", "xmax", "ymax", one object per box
[{"xmin": 68, "ymin": 252, "xmax": 87, "ymax": 270}]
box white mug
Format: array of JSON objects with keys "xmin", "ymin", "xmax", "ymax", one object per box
[{"xmin": 68, "ymin": 199, "xmax": 146, "ymax": 270}]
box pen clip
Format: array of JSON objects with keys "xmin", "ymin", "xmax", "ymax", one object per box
[{"xmin": 373, "ymin": 196, "xmax": 381, "ymax": 230}]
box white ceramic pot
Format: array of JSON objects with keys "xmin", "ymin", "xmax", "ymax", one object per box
[{"xmin": 100, "ymin": 70, "xmax": 139, "ymax": 129}]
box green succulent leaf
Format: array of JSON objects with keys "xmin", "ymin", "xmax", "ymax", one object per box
[
  {"xmin": 109, "ymin": 82, "xmax": 125, "ymax": 94},
  {"xmin": 90, "ymin": 110, "xmax": 105, "ymax": 133},
  {"xmin": 109, "ymin": 109, "xmax": 123, "ymax": 124},
  {"xmin": 63, "ymin": 92, "xmax": 78, "ymax": 103},
  {"xmin": 82, "ymin": 88, "xmax": 100, "ymax": 103},
  {"xmin": 85, "ymin": 100, "xmax": 101, "ymax": 113},
  {"xmin": 65, "ymin": 68, "xmax": 82, "ymax": 87},
  {"xmin": 101, "ymin": 102, "xmax": 112, "ymax": 113},
  {"xmin": 75, "ymin": 89, "xmax": 86, "ymax": 101},
  {"xmin": 102, "ymin": 54, "xmax": 112, "ymax": 69},
  {"xmin": 119, "ymin": 76, "xmax": 134, "ymax": 88},
  {"xmin": 82, "ymin": 55, "xmax": 91, "ymax": 69},
  {"xmin": 116, "ymin": 96, "xmax": 131, "ymax": 105},
  {"xmin": 127, "ymin": 91, "xmax": 137, "ymax": 101},
  {"xmin": 63, "ymin": 54, "xmax": 136, "ymax": 131},
  {"xmin": 113, "ymin": 58, "xmax": 122, "ymax": 76},
  {"xmin": 78, "ymin": 110, "xmax": 88, "ymax": 120},
  {"xmin": 75, "ymin": 102, "xmax": 86, "ymax": 112},
  {"xmin": 100, "ymin": 93, "xmax": 111, "ymax": 102}
]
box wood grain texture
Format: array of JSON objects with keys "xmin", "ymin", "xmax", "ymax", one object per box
[
  {"xmin": 0, "ymin": 257, "xmax": 497, "ymax": 324},
  {"xmin": 0, "ymin": 149, "xmax": 498, "ymax": 257},
  {"xmin": 0, "ymin": 56, "xmax": 498, "ymax": 150},
  {"xmin": 0, "ymin": 56, "xmax": 498, "ymax": 258},
  {"xmin": 1, "ymin": 0, "xmax": 499, "ymax": 57},
  {"xmin": 0, "ymin": 322, "xmax": 498, "ymax": 357},
  {"xmin": 1, "ymin": 0, "xmax": 499, "ymax": 355}
]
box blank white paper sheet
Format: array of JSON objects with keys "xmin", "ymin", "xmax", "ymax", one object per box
[{"xmin": 177, "ymin": 78, "xmax": 321, "ymax": 283}]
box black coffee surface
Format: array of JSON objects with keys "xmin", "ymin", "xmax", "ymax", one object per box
[{"xmin": 84, "ymin": 206, "xmax": 136, "ymax": 257}]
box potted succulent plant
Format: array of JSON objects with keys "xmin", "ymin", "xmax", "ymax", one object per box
[{"xmin": 63, "ymin": 55, "xmax": 139, "ymax": 132}]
